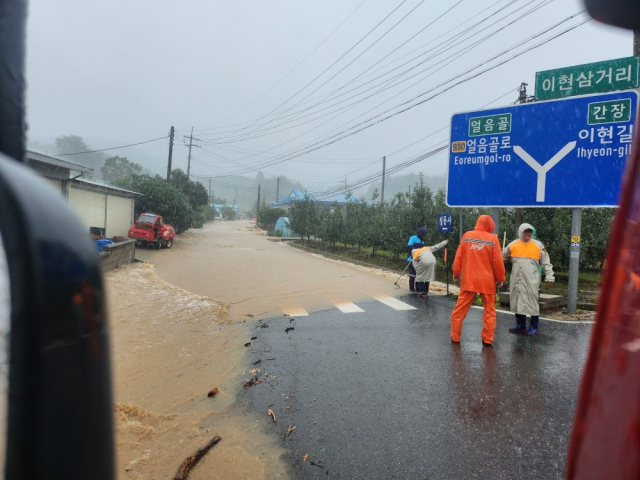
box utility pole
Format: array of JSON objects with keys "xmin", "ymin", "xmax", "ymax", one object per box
[
  {"xmin": 166, "ymin": 126, "xmax": 174, "ymax": 180},
  {"xmin": 514, "ymin": 82, "xmax": 529, "ymax": 236},
  {"xmin": 184, "ymin": 127, "xmax": 201, "ymax": 180},
  {"xmin": 567, "ymin": 209, "xmax": 582, "ymax": 313},
  {"xmin": 380, "ymin": 156, "xmax": 386, "ymax": 205},
  {"xmin": 518, "ymin": 82, "xmax": 528, "ymax": 104},
  {"xmin": 257, "ymin": 185, "xmax": 261, "ymax": 218},
  {"xmin": 276, "ymin": 177, "xmax": 280, "ymax": 202}
]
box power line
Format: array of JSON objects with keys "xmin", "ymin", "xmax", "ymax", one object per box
[
  {"xmin": 200, "ymin": 0, "xmax": 540, "ymax": 145},
  {"xmin": 208, "ymin": 13, "xmax": 588, "ymax": 177},
  {"xmin": 197, "ymin": 0, "xmax": 513, "ymax": 140},
  {"xmin": 58, "ymin": 136, "xmax": 168, "ymax": 156},
  {"xmin": 208, "ymin": 1, "xmax": 410, "ymax": 137},
  {"xmin": 195, "ymin": 0, "xmax": 370, "ymax": 130}
]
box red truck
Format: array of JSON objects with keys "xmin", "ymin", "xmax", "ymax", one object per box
[{"xmin": 127, "ymin": 213, "xmax": 175, "ymax": 250}]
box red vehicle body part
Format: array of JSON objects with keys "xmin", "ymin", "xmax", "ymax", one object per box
[
  {"xmin": 566, "ymin": 119, "xmax": 640, "ymax": 478},
  {"xmin": 127, "ymin": 213, "xmax": 175, "ymax": 249}
]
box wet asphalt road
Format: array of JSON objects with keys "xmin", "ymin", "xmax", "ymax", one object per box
[{"xmin": 239, "ymin": 294, "xmax": 593, "ymax": 480}]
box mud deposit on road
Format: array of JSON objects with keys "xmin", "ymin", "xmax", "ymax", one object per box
[
  {"xmin": 110, "ymin": 221, "xmax": 441, "ymax": 478},
  {"xmin": 107, "ymin": 263, "xmax": 289, "ymax": 479}
]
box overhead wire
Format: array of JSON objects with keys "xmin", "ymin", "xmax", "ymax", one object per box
[
  {"xmin": 198, "ymin": 0, "xmax": 515, "ymax": 140},
  {"xmin": 208, "ymin": 12, "xmax": 587, "ymax": 177},
  {"xmin": 214, "ymin": 0, "xmax": 410, "ymax": 136},
  {"xmin": 194, "ymin": 0, "xmax": 370, "ymax": 130},
  {"xmin": 200, "ymin": 0, "xmax": 541, "ymax": 145},
  {"xmin": 58, "ymin": 136, "xmax": 168, "ymax": 156}
]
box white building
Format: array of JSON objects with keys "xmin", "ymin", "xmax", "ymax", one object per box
[{"xmin": 26, "ymin": 150, "xmax": 140, "ymax": 238}]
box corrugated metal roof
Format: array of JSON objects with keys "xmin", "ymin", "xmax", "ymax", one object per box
[
  {"xmin": 72, "ymin": 177, "xmax": 142, "ymax": 195},
  {"xmin": 27, "ymin": 150, "xmax": 93, "ymax": 174}
]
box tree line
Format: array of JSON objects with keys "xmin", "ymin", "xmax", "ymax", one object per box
[{"xmin": 278, "ymin": 174, "xmax": 614, "ymax": 273}]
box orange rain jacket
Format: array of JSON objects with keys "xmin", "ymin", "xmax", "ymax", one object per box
[{"xmin": 452, "ymin": 215, "xmax": 506, "ymax": 294}]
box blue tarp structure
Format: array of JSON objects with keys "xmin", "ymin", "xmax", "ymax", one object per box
[
  {"xmin": 274, "ymin": 217, "xmax": 293, "ymax": 237},
  {"xmin": 269, "ymin": 190, "xmax": 359, "ymax": 207}
]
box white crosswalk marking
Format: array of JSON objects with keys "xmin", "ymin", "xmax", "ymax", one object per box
[
  {"xmin": 333, "ymin": 301, "xmax": 365, "ymax": 313},
  {"xmin": 372, "ymin": 295, "xmax": 417, "ymax": 311},
  {"xmin": 282, "ymin": 306, "xmax": 308, "ymax": 317}
]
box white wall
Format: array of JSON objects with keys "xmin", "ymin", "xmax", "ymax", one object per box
[
  {"xmin": 68, "ymin": 187, "xmax": 106, "ymax": 232},
  {"xmin": 105, "ymin": 195, "xmax": 134, "ymax": 238}
]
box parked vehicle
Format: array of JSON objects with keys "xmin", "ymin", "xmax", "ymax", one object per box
[{"xmin": 127, "ymin": 213, "xmax": 175, "ymax": 250}]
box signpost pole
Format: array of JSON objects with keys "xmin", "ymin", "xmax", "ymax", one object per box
[
  {"xmin": 445, "ymin": 237, "xmax": 449, "ymax": 296},
  {"xmin": 491, "ymin": 207, "xmax": 500, "ymax": 237},
  {"xmin": 567, "ymin": 208, "xmax": 582, "ymax": 313}
]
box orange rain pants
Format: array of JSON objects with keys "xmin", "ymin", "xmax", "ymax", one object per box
[{"xmin": 451, "ymin": 291, "xmax": 497, "ymax": 344}]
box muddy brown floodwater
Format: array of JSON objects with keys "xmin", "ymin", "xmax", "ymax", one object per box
[{"xmin": 108, "ymin": 220, "xmax": 427, "ymax": 479}]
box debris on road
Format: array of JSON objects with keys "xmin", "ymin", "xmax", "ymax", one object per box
[
  {"xmin": 285, "ymin": 327, "xmax": 294, "ymax": 333},
  {"xmin": 310, "ymin": 461, "xmax": 324, "ymax": 469},
  {"xmin": 253, "ymin": 359, "xmax": 262, "ymax": 365},
  {"xmin": 268, "ymin": 409, "xmax": 277, "ymax": 423},
  {"xmin": 250, "ymin": 336, "xmax": 257, "ymax": 340},
  {"xmin": 244, "ymin": 342, "xmax": 251, "ymax": 347},
  {"xmin": 243, "ymin": 377, "xmax": 261, "ymax": 387},
  {"xmin": 303, "ymin": 454, "xmax": 309, "ymax": 462},
  {"xmin": 173, "ymin": 435, "xmax": 221, "ymax": 480},
  {"xmin": 207, "ymin": 387, "xmax": 219, "ymax": 397},
  {"xmin": 287, "ymin": 425, "xmax": 296, "ymax": 436}
]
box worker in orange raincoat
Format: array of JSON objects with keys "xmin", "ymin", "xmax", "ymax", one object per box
[{"xmin": 450, "ymin": 214, "xmax": 506, "ymax": 347}]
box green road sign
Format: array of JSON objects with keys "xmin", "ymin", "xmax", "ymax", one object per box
[
  {"xmin": 587, "ymin": 98, "xmax": 632, "ymax": 125},
  {"xmin": 535, "ymin": 56, "xmax": 640, "ymax": 101},
  {"xmin": 468, "ymin": 113, "xmax": 511, "ymax": 137}
]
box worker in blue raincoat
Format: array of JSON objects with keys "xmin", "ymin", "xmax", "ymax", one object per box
[{"xmin": 407, "ymin": 227, "xmax": 427, "ymax": 292}]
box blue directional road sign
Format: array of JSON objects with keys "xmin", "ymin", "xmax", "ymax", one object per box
[
  {"xmin": 438, "ymin": 213, "xmax": 453, "ymax": 233},
  {"xmin": 447, "ymin": 90, "xmax": 638, "ymax": 207}
]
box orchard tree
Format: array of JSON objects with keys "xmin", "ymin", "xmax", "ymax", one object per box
[{"xmin": 101, "ymin": 156, "xmax": 142, "ymax": 183}]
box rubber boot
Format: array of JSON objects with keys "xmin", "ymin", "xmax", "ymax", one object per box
[
  {"xmin": 526, "ymin": 316, "xmax": 539, "ymax": 336},
  {"xmin": 509, "ymin": 314, "xmax": 527, "ymax": 334}
]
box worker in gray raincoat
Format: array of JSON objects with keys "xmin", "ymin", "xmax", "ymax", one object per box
[
  {"xmin": 503, "ymin": 223, "xmax": 554, "ymax": 336},
  {"xmin": 411, "ymin": 239, "xmax": 448, "ymax": 297}
]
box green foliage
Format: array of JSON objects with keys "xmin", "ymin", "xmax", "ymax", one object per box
[
  {"xmin": 55, "ymin": 135, "xmax": 106, "ymax": 176},
  {"xmin": 258, "ymin": 206, "xmax": 286, "ymax": 226},
  {"xmin": 204, "ymin": 205, "xmax": 217, "ymax": 222},
  {"xmin": 170, "ymin": 169, "xmax": 209, "ymax": 211},
  {"xmin": 286, "ymin": 176, "xmax": 613, "ymax": 275},
  {"xmin": 220, "ymin": 205, "xmax": 237, "ymax": 220},
  {"xmin": 115, "ymin": 174, "xmax": 193, "ymax": 233},
  {"xmin": 288, "ymin": 193, "xmax": 317, "ymax": 240},
  {"xmin": 101, "ymin": 156, "xmax": 142, "ymax": 183}
]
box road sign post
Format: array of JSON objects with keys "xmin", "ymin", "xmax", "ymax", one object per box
[
  {"xmin": 438, "ymin": 214, "xmax": 453, "ymax": 296},
  {"xmin": 568, "ymin": 209, "xmax": 582, "ymax": 313}
]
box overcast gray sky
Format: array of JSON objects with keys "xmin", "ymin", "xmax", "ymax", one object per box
[{"xmin": 25, "ymin": 0, "xmax": 631, "ymax": 193}]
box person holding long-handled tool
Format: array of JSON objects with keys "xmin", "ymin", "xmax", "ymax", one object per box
[
  {"xmin": 412, "ymin": 237, "xmax": 449, "ymax": 297},
  {"xmin": 406, "ymin": 227, "xmax": 427, "ymax": 293}
]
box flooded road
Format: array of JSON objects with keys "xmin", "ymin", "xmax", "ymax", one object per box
[{"xmin": 109, "ymin": 220, "xmax": 414, "ymax": 478}]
